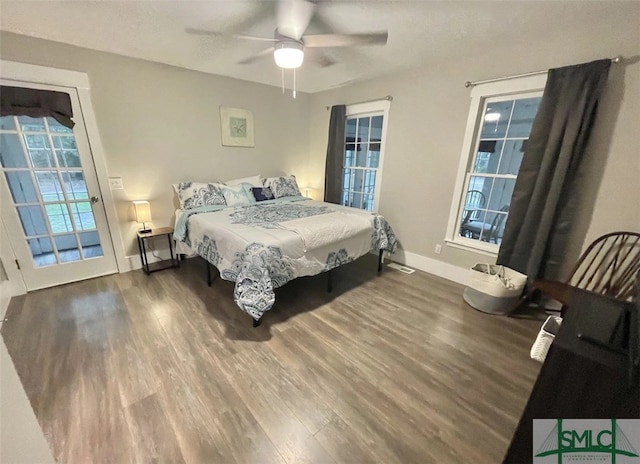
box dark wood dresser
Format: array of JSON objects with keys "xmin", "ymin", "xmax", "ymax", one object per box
[{"xmin": 503, "ymin": 288, "xmax": 639, "ymax": 463}]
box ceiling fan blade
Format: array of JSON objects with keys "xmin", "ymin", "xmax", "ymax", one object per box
[
  {"xmin": 186, "ymin": 28, "xmax": 277, "ymax": 42},
  {"xmin": 238, "ymin": 47, "xmax": 274, "ymax": 65},
  {"xmin": 303, "ymin": 32, "xmax": 388, "ymax": 48},
  {"xmin": 277, "ymin": 0, "xmax": 315, "ymax": 40}
]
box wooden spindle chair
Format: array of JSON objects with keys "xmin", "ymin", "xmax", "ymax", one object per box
[{"xmin": 532, "ymin": 231, "xmax": 640, "ymax": 314}]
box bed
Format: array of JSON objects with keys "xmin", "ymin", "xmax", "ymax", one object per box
[{"xmin": 173, "ymin": 195, "xmax": 397, "ymax": 324}]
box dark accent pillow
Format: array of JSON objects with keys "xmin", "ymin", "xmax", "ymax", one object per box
[{"xmin": 251, "ymin": 187, "xmax": 274, "ymax": 202}]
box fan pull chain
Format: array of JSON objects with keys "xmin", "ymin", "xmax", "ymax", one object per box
[
  {"xmin": 281, "ymin": 67, "xmax": 285, "ymax": 94},
  {"xmin": 293, "ymin": 68, "xmax": 297, "ymax": 99}
]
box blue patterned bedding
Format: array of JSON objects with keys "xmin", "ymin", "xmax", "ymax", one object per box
[{"xmin": 174, "ymin": 197, "xmax": 397, "ymax": 320}]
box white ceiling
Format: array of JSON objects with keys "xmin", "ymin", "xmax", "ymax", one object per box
[{"xmin": 0, "ymin": 1, "xmax": 632, "ymax": 93}]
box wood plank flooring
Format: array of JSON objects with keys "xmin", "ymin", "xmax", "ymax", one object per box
[{"xmin": 1, "ymin": 255, "xmax": 543, "ymax": 463}]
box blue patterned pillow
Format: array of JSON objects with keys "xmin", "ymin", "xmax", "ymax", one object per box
[
  {"xmin": 173, "ymin": 182, "xmax": 226, "ymax": 209},
  {"xmin": 268, "ymin": 175, "xmax": 301, "ymax": 199},
  {"xmin": 251, "ymin": 187, "xmax": 274, "ymax": 202},
  {"xmin": 221, "ymin": 183, "xmax": 255, "ymax": 207}
]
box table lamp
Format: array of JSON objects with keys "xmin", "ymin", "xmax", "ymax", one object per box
[{"xmin": 133, "ymin": 200, "xmax": 152, "ymax": 233}]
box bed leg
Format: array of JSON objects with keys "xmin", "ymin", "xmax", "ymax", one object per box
[
  {"xmin": 327, "ymin": 270, "xmax": 333, "ymax": 293},
  {"xmin": 378, "ymin": 249, "xmax": 384, "ymax": 274},
  {"xmin": 253, "ymin": 318, "xmax": 261, "ymax": 328},
  {"xmin": 206, "ymin": 261, "xmax": 213, "ymax": 287}
]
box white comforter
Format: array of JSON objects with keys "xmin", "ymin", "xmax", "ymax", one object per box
[{"xmin": 175, "ymin": 198, "xmax": 397, "ymax": 320}]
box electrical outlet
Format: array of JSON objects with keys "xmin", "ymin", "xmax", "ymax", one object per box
[
  {"xmin": 434, "ymin": 244, "xmax": 442, "ymax": 254},
  {"xmin": 108, "ymin": 177, "xmax": 123, "ymax": 189}
]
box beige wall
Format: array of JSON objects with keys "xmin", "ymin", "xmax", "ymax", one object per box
[
  {"xmin": 0, "ymin": 32, "xmax": 311, "ymax": 257},
  {"xmin": 1, "ymin": 338, "xmax": 55, "ymax": 464},
  {"xmin": 1, "ymin": 2, "xmax": 639, "ymax": 275},
  {"xmin": 306, "ymin": 6, "xmax": 640, "ymax": 272}
]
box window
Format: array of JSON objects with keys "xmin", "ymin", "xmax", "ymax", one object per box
[
  {"xmin": 341, "ymin": 100, "xmax": 390, "ymax": 212},
  {"xmin": 446, "ymin": 75, "xmax": 547, "ymax": 254}
]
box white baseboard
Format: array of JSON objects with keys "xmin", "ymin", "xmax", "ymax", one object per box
[
  {"xmin": 391, "ymin": 250, "xmax": 469, "ymax": 286},
  {"xmin": 120, "ymin": 253, "xmax": 170, "ymax": 273}
]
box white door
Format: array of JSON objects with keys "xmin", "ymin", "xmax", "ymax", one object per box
[{"xmin": 0, "ymin": 80, "xmax": 117, "ymax": 290}]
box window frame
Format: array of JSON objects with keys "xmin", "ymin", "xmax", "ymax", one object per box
[
  {"xmin": 342, "ymin": 100, "xmax": 390, "ymax": 213},
  {"xmin": 445, "ymin": 74, "xmax": 547, "ymax": 255}
]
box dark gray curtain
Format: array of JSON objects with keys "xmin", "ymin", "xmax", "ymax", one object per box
[
  {"xmin": 324, "ymin": 104, "xmax": 346, "ymax": 204},
  {"xmin": 497, "ymin": 59, "xmax": 611, "ymax": 280},
  {"xmin": 0, "ymin": 86, "xmax": 75, "ymax": 129}
]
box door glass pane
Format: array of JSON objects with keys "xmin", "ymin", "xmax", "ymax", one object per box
[
  {"xmin": 54, "ymin": 234, "xmax": 81, "ymax": 263},
  {"xmin": 79, "ymin": 231, "xmax": 103, "ymax": 258},
  {"xmin": 0, "ymin": 116, "xmax": 16, "ymax": 130},
  {"xmin": 46, "ymin": 117, "xmax": 73, "ymax": 134},
  {"xmin": 61, "ymin": 171, "xmax": 89, "ymax": 200},
  {"xmin": 5, "ymin": 171, "xmax": 38, "ymax": 204},
  {"xmin": 44, "ymin": 203, "xmax": 73, "ymax": 233},
  {"xmin": 56, "ymin": 150, "xmax": 81, "ymax": 168},
  {"xmin": 23, "ymin": 134, "xmax": 48, "ymax": 149},
  {"xmin": 28, "ymin": 237, "xmax": 57, "ymax": 267},
  {"xmin": 52, "ymin": 135, "xmax": 77, "ymax": 150},
  {"xmin": 17, "ymin": 205, "xmax": 48, "ymax": 236},
  {"xmin": 35, "ymin": 171, "xmax": 65, "ymax": 201},
  {"xmin": 0, "ymin": 134, "xmax": 28, "ymax": 168},
  {"xmin": 28, "ymin": 148, "xmax": 56, "ymax": 168},
  {"xmin": 69, "ymin": 202, "xmax": 96, "ymax": 230},
  {"xmin": 18, "ymin": 116, "xmax": 46, "ymax": 132}
]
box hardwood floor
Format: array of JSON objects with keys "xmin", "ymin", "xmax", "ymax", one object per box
[{"xmin": 2, "ymin": 255, "xmax": 543, "ymax": 463}]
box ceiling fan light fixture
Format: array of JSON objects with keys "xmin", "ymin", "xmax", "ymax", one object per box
[{"xmin": 274, "ymin": 41, "xmax": 304, "ymax": 69}]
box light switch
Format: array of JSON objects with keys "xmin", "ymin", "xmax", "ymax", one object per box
[{"xmin": 108, "ymin": 177, "xmax": 123, "ymax": 189}]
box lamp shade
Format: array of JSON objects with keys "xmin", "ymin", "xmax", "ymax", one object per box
[
  {"xmin": 274, "ymin": 42, "xmax": 304, "ymax": 69},
  {"xmin": 133, "ymin": 200, "xmax": 152, "ymax": 223}
]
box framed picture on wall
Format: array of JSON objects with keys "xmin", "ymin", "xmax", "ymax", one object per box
[{"xmin": 220, "ymin": 107, "xmax": 254, "ymax": 147}]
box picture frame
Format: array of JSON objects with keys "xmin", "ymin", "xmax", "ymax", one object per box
[{"xmin": 220, "ymin": 107, "xmax": 254, "ymax": 147}]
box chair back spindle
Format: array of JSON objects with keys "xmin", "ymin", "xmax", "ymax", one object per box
[{"xmin": 568, "ymin": 232, "xmax": 640, "ymax": 301}]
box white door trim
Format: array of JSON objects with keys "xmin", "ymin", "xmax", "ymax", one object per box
[
  {"xmin": 0, "ymin": 217, "xmax": 26, "ymax": 320},
  {"xmin": 0, "ymin": 60, "xmax": 127, "ymax": 273}
]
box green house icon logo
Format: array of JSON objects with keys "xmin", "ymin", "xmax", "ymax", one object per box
[{"xmin": 535, "ymin": 419, "xmax": 639, "ymax": 462}]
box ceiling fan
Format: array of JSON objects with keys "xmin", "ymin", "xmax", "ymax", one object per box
[{"xmin": 186, "ymin": 0, "xmax": 388, "ymax": 70}]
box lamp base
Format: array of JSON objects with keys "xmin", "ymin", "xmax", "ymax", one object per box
[{"xmin": 138, "ymin": 223, "xmax": 152, "ymax": 234}]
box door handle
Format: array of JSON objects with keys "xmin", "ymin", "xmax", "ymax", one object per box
[{"xmin": 90, "ymin": 196, "xmax": 100, "ymax": 204}]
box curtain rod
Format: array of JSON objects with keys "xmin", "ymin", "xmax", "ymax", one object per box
[
  {"xmin": 464, "ymin": 56, "xmax": 623, "ymax": 88},
  {"xmin": 326, "ymin": 95, "xmax": 393, "ymax": 110}
]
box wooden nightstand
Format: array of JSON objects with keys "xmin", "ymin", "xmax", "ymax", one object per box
[{"xmin": 136, "ymin": 227, "xmax": 179, "ymax": 275}]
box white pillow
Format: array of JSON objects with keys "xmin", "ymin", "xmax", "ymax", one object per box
[
  {"xmin": 220, "ymin": 183, "xmax": 256, "ymax": 207},
  {"xmin": 224, "ymin": 174, "xmax": 263, "ymax": 188},
  {"xmin": 264, "ymin": 175, "xmax": 301, "ymax": 199},
  {"xmin": 173, "ymin": 182, "xmax": 226, "ymax": 209}
]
